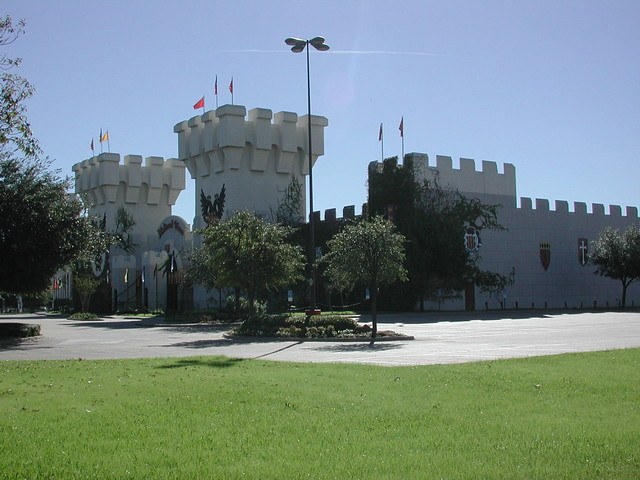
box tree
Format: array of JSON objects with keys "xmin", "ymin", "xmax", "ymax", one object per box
[
  {"xmin": 368, "ymin": 156, "xmax": 510, "ymax": 310},
  {"xmin": 0, "ymin": 16, "xmax": 95, "ymax": 294},
  {"xmin": 196, "ymin": 210, "xmax": 305, "ymax": 313},
  {"xmin": 590, "ymin": 225, "xmax": 640, "ymax": 307},
  {"xmin": 0, "ymin": 158, "xmax": 94, "ymax": 293},
  {"xmin": 0, "ymin": 16, "xmax": 39, "ymax": 158},
  {"xmin": 321, "ymin": 216, "xmax": 407, "ymax": 344},
  {"xmin": 73, "ymin": 274, "xmax": 101, "ymax": 313}
]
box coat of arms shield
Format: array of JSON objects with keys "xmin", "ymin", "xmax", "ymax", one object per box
[{"xmin": 539, "ymin": 242, "xmax": 551, "ymax": 271}]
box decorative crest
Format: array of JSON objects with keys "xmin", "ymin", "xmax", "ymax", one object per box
[
  {"xmin": 539, "ymin": 242, "xmax": 551, "ymax": 271},
  {"xmin": 578, "ymin": 238, "xmax": 588, "ymax": 266},
  {"xmin": 200, "ymin": 184, "xmax": 226, "ymax": 225}
]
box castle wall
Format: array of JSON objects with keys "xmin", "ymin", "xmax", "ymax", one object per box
[
  {"xmin": 399, "ymin": 153, "xmax": 640, "ymax": 310},
  {"xmin": 174, "ymin": 104, "xmax": 328, "ymax": 228}
]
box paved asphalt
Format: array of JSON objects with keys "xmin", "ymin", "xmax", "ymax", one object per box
[{"xmin": 1, "ymin": 310, "xmax": 640, "ymax": 366}]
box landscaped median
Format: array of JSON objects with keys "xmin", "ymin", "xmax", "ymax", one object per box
[{"xmin": 227, "ymin": 313, "xmax": 414, "ymax": 341}]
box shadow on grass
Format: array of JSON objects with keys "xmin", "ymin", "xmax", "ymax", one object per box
[{"xmin": 157, "ymin": 356, "xmax": 244, "ymax": 369}]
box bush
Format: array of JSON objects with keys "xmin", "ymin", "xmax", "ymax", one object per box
[
  {"xmin": 234, "ymin": 314, "xmax": 361, "ymax": 339},
  {"xmin": 0, "ymin": 323, "xmax": 40, "ymax": 339},
  {"xmin": 68, "ymin": 312, "xmax": 100, "ymax": 321}
]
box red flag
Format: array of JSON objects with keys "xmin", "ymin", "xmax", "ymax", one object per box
[
  {"xmin": 214, "ymin": 76, "xmax": 218, "ymax": 96},
  {"xmin": 399, "ymin": 117, "xmax": 404, "ymax": 138},
  {"xmin": 229, "ymin": 77, "xmax": 233, "ymax": 94},
  {"xmin": 193, "ymin": 96, "xmax": 205, "ymax": 109},
  {"xmin": 378, "ymin": 123, "xmax": 383, "ymax": 141}
]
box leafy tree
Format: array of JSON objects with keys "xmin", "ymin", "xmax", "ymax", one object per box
[
  {"xmin": 73, "ymin": 273, "xmax": 101, "ymax": 313},
  {"xmin": 321, "ymin": 216, "xmax": 407, "ymax": 344},
  {"xmin": 591, "ymin": 225, "xmax": 640, "ymax": 307},
  {"xmin": 0, "ymin": 16, "xmax": 39, "ymax": 158},
  {"xmin": 368, "ymin": 156, "xmax": 510, "ymax": 310},
  {"xmin": 0, "ymin": 16, "xmax": 95, "ymax": 294},
  {"xmin": 0, "ymin": 158, "xmax": 94, "ymax": 293},
  {"xmin": 196, "ymin": 210, "xmax": 305, "ymax": 313},
  {"xmin": 112, "ymin": 207, "xmax": 136, "ymax": 254}
]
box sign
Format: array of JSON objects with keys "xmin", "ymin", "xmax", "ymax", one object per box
[{"xmin": 157, "ymin": 218, "xmax": 186, "ymax": 238}]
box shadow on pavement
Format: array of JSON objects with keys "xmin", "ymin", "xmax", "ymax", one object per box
[
  {"xmin": 162, "ymin": 338, "xmax": 237, "ymax": 349},
  {"xmin": 312, "ymin": 342, "xmax": 404, "ymax": 353}
]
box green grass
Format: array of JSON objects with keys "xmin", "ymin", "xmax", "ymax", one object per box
[{"xmin": 1, "ymin": 350, "xmax": 639, "ymax": 479}]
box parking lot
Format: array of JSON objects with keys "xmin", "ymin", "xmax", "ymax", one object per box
[{"xmin": 2, "ymin": 310, "xmax": 640, "ymax": 366}]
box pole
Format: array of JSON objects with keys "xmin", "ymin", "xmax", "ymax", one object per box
[{"xmin": 306, "ymin": 43, "xmax": 317, "ymax": 312}]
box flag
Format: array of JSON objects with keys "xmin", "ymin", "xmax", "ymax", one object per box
[
  {"xmin": 229, "ymin": 77, "xmax": 233, "ymax": 94},
  {"xmin": 99, "ymin": 128, "xmax": 103, "ymax": 143},
  {"xmin": 142, "ymin": 266, "xmax": 146, "ymax": 284},
  {"xmin": 124, "ymin": 268, "xmax": 128, "ymax": 283},
  {"xmin": 214, "ymin": 75, "xmax": 218, "ymax": 96},
  {"xmin": 90, "ymin": 139, "xmax": 94, "ymax": 152},
  {"xmin": 193, "ymin": 96, "xmax": 205, "ymax": 109},
  {"xmin": 378, "ymin": 123, "xmax": 383, "ymax": 141},
  {"xmin": 399, "ymin": 117, "xmax": 404, "ymax": 138},
  {"xmin": 100, "ymin": 130, "xmax": 109, "ymax": 143}
]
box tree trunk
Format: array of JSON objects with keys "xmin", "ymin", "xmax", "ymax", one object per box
[
  {"xmin": 621, "ymin": 281, "xmax": 628, "ymax": 308},
  {"xmin": 369, "ymin": 282, "xmax": 378, "ymax": 347}
]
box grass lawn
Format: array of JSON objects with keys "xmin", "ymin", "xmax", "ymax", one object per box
[{"xmin": 1, "ymin": 349, "xmax": 638, "ymax": 479}]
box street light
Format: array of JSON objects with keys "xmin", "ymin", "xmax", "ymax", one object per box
[{"xmin": 285, "ymin": 36, "xmax": 329, "ymax": 314}]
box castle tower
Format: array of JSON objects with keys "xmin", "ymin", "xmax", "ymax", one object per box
[
  {"xmin": 72, "ymin": 153, "xmax": 186, "ymax": 236},
  {"xmin": 174, "ymin": 104, "xmax": 328, "ymax": 228}
]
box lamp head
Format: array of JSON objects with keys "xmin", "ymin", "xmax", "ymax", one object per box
[
  {"xmin": 285, "ymin": 37, "xmax": 307, "ymax": 53},
  {"xmin": 309, "ymin": 36, "xmax": 330, "ymax": 51}
]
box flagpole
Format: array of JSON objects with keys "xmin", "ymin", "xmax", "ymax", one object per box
[
  {"xmin": 215, "ymin": 75, "xmax": 219, "ymax": 109},
  {"xmin": 99, "ymin": 129, "xmax": 103, "ymax": 154},
  {"xmin": 380, "ymin": 123, "xmax": 384, "ymax": 161},
  {"xmin": 400, "ymin": 117, "xmax": 404, "ymax": 160},
  {"xmin": 107, "ymin": 131, "xmax": 111, "ymax": 153},
  {"xmin": 230, "ymin": 77, "xmax": 234, "ymax": 105}
]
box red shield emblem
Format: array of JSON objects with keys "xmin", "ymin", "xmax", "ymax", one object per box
[
  {"xmin": 540, "ymin": 242, "xmax": 551, "ymax": 271},
  {"xmin": 578, "ymin": 238, "xmax": 588, "ymax": 266},
  {"xmin": 464, "ymin": 226, "xmax": 480, "ymax": 253}
]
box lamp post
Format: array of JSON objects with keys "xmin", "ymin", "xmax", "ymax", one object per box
[{"xmin": 285, "ymin": 36, "xmax": 329, "ymax": 314}]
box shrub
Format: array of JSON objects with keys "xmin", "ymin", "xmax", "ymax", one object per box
[
  {"xmin": 234, "ymin": 314, "xmax": 360, "ymax": 339},
  {"xmin": 0, "ymin": 323, "xmax": 40, "ymax": 339},
  {"xmin": 68, "ymin": 312, "xmax": 100, "ymax": 321}
]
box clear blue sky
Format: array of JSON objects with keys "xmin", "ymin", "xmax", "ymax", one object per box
[{"xmin": 5, "ymin": 0, "xmax": 640, "ymax": 225}]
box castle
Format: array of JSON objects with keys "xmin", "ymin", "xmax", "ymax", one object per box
[{"xmin": 71, "ymin": 103, "xmax": 639, "ymax": 312}]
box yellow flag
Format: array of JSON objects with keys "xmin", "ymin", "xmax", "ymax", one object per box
[{"xmin": 100, "ymin": 130, "xmax": 109, "ymax": 143}]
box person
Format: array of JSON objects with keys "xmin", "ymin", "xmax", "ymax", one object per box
[{"xmin": 16, "ymin": 295, "xmax": 23, "ymax": 313}]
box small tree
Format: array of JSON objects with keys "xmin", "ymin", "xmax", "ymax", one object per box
[
  {"xmin": 591, "ymin": 225, "xmax": 640, "ymax": 307},
  {"xmin": 321, "ymin": 216, "xmax": 407, "ymax": 344},
  {"xmin": 73, "ymin": 274, "xmax": 101, "ymax": 313},
  {"xmin": 197, "ymin": 210, "xmax": 305, "ymax": 313}
]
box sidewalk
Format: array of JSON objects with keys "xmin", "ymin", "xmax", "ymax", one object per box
[{"xmin": 1, "ymin": 310, "xmax": 640, "ymax": 366}]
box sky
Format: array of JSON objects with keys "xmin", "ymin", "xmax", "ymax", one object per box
[{"xmin": 4, "ymin": 0, "xmax": 640, "ymax": 225}]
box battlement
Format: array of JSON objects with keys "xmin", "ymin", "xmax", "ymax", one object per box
[
  {"xmin": 72, "ymin": 153, "xmax": 186, "ymax": 207},
  {"xmin": 519, "ymin": 197, "xmax": 639, "ymax": 218},
  {"xmin": 174, "ymin": 104, "xmax": 328, "ymax": 178},
  {"xmin": 370, "ymin": 152, "xmax": 517, "ymax": 202}
]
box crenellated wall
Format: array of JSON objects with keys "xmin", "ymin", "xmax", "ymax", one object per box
[
  {"xmin": 174, "ymin": 104, "xmax": 328, "ymax": 227},
  {"xmin": 72, "ymin": 153, "xmax": 186, "ymax": 237},
  {"xmin": 369, "ymin": 152, "xmax": 639, "ymax": 311},
  {"xmin": 369, "ymin": 152, "xmax": 517, "ymax": 206}
]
